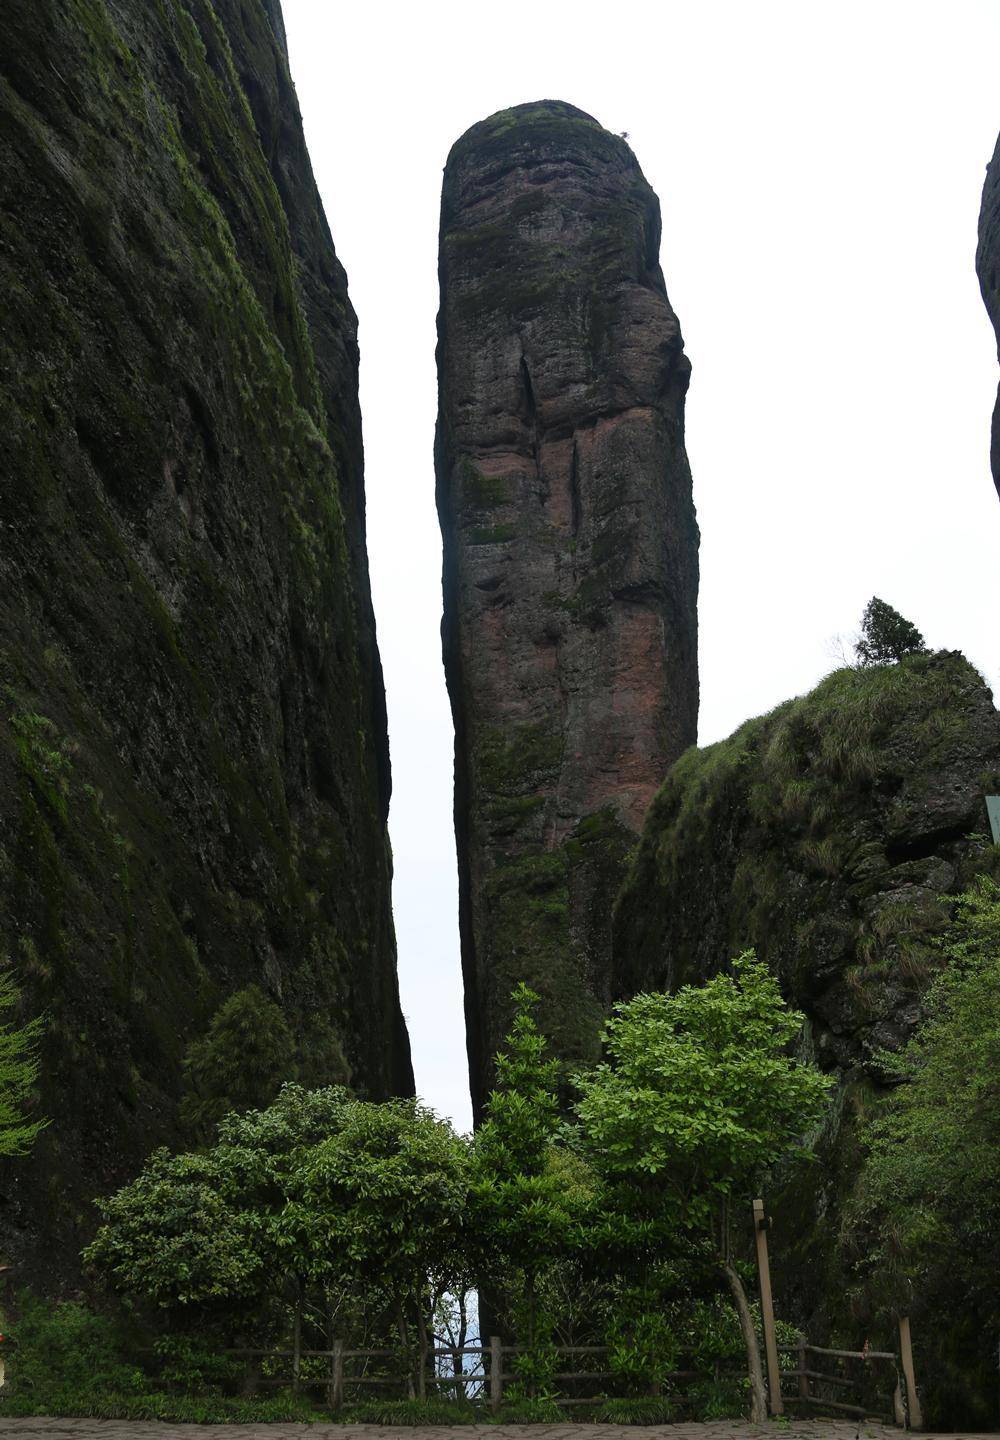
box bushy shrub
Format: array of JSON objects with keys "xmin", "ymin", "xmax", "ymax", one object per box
[
  {"xmin": 0, "ymin": 1390, "xmax": 321, "ymax": 1422},
  {"xmin": 152, "ymin": 1333, "xmax": 243, "ymax": 1395},
  {"xmin": 1, "ymin": 1292, "xmax": 143, "ymax": 1402}
]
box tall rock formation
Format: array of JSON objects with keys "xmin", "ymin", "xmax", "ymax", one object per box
[
  {"xmin": 614, "ymin": 650, "xmax": 1000, "ymax": 1397},
  {"xmin": 435, "ymin": 102, "xmax": 699, "ymax": 1115},
  {"xmin": 978, "ymin": 130, "xmax": 1000, "ymax": 496},
  {"xmin": 1, "ymin": 0, "xmax": 411, "ymax": 1284}
]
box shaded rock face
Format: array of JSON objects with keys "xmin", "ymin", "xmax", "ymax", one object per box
[
  {"xmin": 978, "ymin": 133, "xmax": 1000, "ymax": 496},
  {"xmin": 0, "ymin": 0, "xmax": 412, "ymax": 1283},
  {"xmin": 436, "ymin": 101, "xmax": 699, "ymax": 1116},
  {"xmin": 614, "ymin": 651, "xmax": 1000, "ymax": 1336}
]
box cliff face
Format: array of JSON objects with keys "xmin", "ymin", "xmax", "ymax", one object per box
[
  {"xmin": 435, "ymin": 101, "xmax": 699, "ymax": 1116},
  {"xmin": 614, "ymin": 651, "xmax": 1000, "ymax": 1334},
  {"xmin": 0, "ymin": 0, "xmax": 412, "ymax": 1283},
  {"xmin": 977, "ymin": 131, "xmax": 1000, "ymax": 496}
]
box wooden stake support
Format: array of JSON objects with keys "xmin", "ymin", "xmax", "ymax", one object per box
[
  {"xmin": 797, "ymin": 1334, "xmax": 809, "ymax": 1402},
  {"xmin": 753, "ymin": 1197, "xmax": 784, "ymax": 1415},
  {"xmin": 329, "ymin": 1337, "xmax": 344, "ymax": 1410},
  {"xmin": 898, "ymin": 1315, "xmax": 923, "ymax": 1430}
]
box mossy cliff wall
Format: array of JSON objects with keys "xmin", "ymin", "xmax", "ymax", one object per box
[
  {"xmin": 436, "ymin": 102, "xmax": 699, "ymax": 1117},
  {"xmin": 0, "ymin": 0, "xmax": 412, "ymax": 1284},
  {"xmin": 614, "ymin": 651, "xmax": 1000, "ymax": 1337}
]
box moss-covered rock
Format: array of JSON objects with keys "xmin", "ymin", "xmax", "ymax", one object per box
[
  {"xmin": 0, "ymin": 0, "xmax": 411, "ymax": 1285},
  {"xmin": 436, "ymin": 102, "xmax": 699, "ymax": 1116},
  {"xmin": 613, "ymin": 651, "xmax": 1000, "ymax": 1341}
]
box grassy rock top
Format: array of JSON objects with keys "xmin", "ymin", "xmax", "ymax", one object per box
[{"xmin": 614, "ymin": 650, "xmax": 1000, "ymax": 1069}]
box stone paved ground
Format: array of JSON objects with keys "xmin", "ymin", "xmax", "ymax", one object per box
[{"xmin": 0, "ymin": 1423, "xmax": 993, "ymax": 1440}]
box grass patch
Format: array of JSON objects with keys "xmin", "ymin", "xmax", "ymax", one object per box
[
  {"xmin": 594, "ymin": 1396, "xmax": 678, "ymax": 1423},
  {"xmin": 0, "ymin": 1391, "xmax": 322, "ymax": 1423},
  {"xmin": 340, "ymin": 1398, "xmax": 477, "ymax": 1425}
]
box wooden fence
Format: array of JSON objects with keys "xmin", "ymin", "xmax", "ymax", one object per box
[
  {"xmin": 229, "ymin": 1331, "xmax": 917, "ymax": 1425},
  {"xmin": 225, "ymin": 1200, "xmax": 924, "ymax": 1427}
]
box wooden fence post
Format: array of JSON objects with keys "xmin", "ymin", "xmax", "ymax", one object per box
[
  {"xmin": 796, "ymin": 1334, "xmax": 809, "ymax": 1403},
  {"xmin": 898, "ymin": 1316, "xmax": 923, "ymax": 1430},
  {"xmin": 292, "ymin": 1292, "xmax": 302, "ymax": 1396},
  {"xmin": 753, "ymin": 1198, "xmax": 784, "ymax": 1415},
  {"xmin": 490, "ymin": 1335, "xmax": 503, "ymax": 1413},
  {"xmin": 328, "ymin": 1338, "xmax": 343, "ymax": 1411}
]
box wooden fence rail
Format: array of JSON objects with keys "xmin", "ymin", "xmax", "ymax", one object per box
[{"xmin": 226, "ymin": 1334, "xmax": 909, "ymax": 1423}]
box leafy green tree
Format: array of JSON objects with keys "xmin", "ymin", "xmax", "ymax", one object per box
[
  {"xmin": 179, "ymin": 985, "xmax": 295, "ymax": 1134},
  {"xmin": 855, "ymin": 596, "xmax": 926, "ymax": 666},
  {"xmin": 846, "ymin": 877, "xmax": 1000, "ymax": 1424},
  {"xmin": 0, "ymin": 970, "xmax": 46, "ymax": 1156},
  {"xmin": 85, "ymin": 1144, "xmax": 263, "ymax": 1307},
  {"xmin": 574, "ymin": 954, "xmax": 832, "ymax": 1421},
  {"xmin": 290, "ymin": 1096, "xmax": 468, "ymax": 1391},
  {"xmin": 470, "ymin": 985, "xmax": 597, "ymax": 1391},
  {"xmin": 87, "ymin": 1086, "xmax": 355, "ymax": 1327},
  {"xmin": 86, "ymin": 1083, "xmax": 468, "ymax": 1388}
]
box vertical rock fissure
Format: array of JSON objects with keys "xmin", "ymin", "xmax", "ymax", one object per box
[
  {"xmin": 569, "ymin": 433, "xmax": 582, "ymax": 536},
  {"xmin": 436, "ymin": 101, "xmax": 699, "ymax": 1113},
  {"xmin": 519, "ymin": 350, "xmax": 544, "ymax": 497}
]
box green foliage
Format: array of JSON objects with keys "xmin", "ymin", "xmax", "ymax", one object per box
[
  {"xmin": 687, "ymin": 1376, "xmax": 748, "ymax": 1421},
  {"xmin": 87, "ymin": 1082, "xmax": 467, "ymax": 1364},
  {"xmin": 855, "ymin": 596, "xmax": 926, "ymax": 666},
  {"xmin": 1, "ymin": 1292, "xmax": 143, "ymax": 1403},
  {"xmin": 575, "ymin": 954, "xmax": 832, "ymax": 1225},
  {"xmin": 471, "ymin": 987, "xmax": 598, "ymax": 1387},
  {"xmin": 0, "ymin": 971, "xmax": 46, "ymax": 1157},
  {"xmin": 846, "ymin": 876, "xmax": 1000, "ymax": 1422},
  {"xmin": 574, "ymin": 956, "xmax": 830, "ymax": 1420},
  {"xmin": 605, "ymin": 1303, "xmax": 678, "ymax": 1394},
  {"xmin": 151, "ymin": 1334, "xmax": 243, "ymax": 1395},
  {"xmin": 179, "ymin": 984, "xmax": 295, "ymax": 1134},
  {"xmin": 471, "ymin": 985, "xmax": 596, "ymax": 1287},
  {"xmin": 0, "ymin": 1295, "xmax": 298, "ymax": 1422},
  {"xmin": 290, "ymin": 1093, "xmax": 469, "ymax": 1306},
  {"xmin": 84, "ymin": 1143, "xmax": 264, "ymax": 1308},
  {"xmin": 0, "ymin": 1390, "xmax": 321, "ymax": 1422}
]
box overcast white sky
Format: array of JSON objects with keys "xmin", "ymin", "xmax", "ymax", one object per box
[{"xmin": 282, "ymin": 0, "xmax": 1000, "ymax": 1132}]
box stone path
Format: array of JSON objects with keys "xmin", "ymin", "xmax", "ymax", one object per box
[{"xmin": 0, "ymin": 1423, "xmax": 993, "ymax": 1440}]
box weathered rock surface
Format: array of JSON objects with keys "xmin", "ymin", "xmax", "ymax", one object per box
[
  {"xmin": 977, "ymin": 132, "xmax": 1000, "ymax": 496},
  {"xmin": 614, "ymin": 651, "xmax": 1000, "ymax": 1338},
  {"xmin": 436, "ymin": 101, "xmax": 699, "ymax": 1115},
  {"xmin": 0, "ymin": 0, "xmax": 411, "ymax": 1284}
]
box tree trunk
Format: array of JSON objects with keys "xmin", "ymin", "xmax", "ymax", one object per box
[
  {"xmin": 721, "ymin": 1256, "xmax": 768, "ymax": 1424},
  {"xmin": 395, "ymin": 1302, "xmax": 415, "ymax": 1399},
  {"xmin": 416, "ymin": 1305, "xmax": 429, "ymax": 1401},
  {"xmin": 292, "ymin": 1276, "xmax": 304, "ymax": 1396}
]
